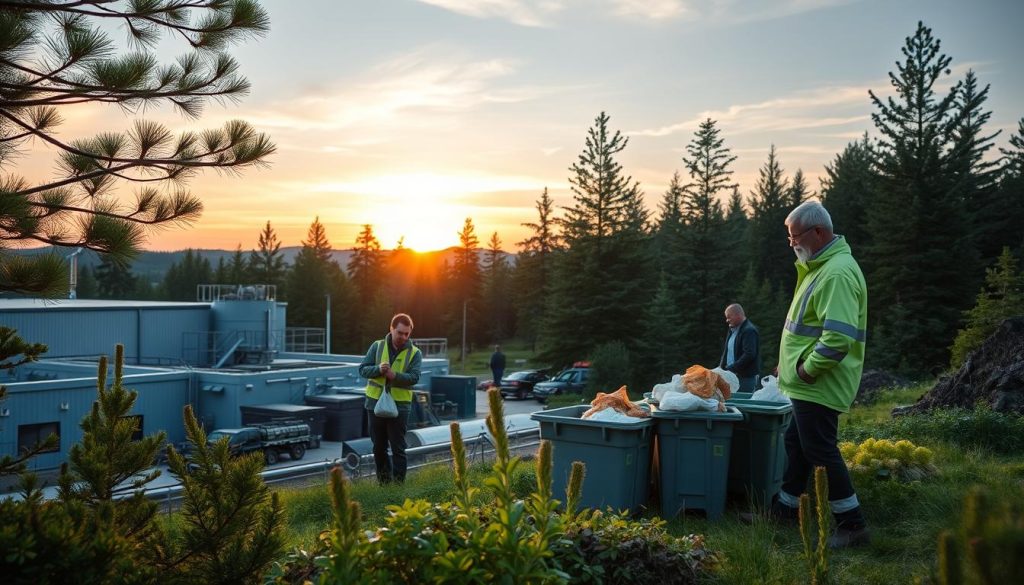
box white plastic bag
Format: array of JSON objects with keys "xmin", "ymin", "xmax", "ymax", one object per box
[
  {"xmin": 658, "ymin": 391, "xmax": 720, "ymax": 412},
  {"xmin": 651, "ymin": 374, "xmax": 683, "ymax": 403},
  {"xmin": 587, "ymin": 408, "xmax": 644, "ymax": 423},
  {"xmin": 751, "ymin": 375, "xmax": 789, "ymax": 403},
  {"xmin": 711, "ymin": 367, "xmax": 739, "ymax": 396},
  {"xmin": 373, "ymin": 389, "xmax": 399, "ymax": 418}
]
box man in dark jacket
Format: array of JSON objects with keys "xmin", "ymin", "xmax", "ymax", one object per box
[
  {"xmin": 489, "ymin": 345, "xmax": 506, "ymax": 387},
  {"xmin": 719, "ymin": 303, "xmax": 760, "ymax": 392}
]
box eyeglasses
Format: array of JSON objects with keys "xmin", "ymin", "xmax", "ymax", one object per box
[{"xmin": 787, "ymin": 226, "xmax": 817, "ymax": 244}]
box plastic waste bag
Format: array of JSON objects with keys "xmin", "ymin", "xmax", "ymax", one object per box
[
  {"xmin": 651, "ymin": 374, "xmax": 683, "ymax": 403},
  {"xmin": 751, "ymin": 375, "xmax": 789, "ymax": 403},
  {"xmin": 659, "ymin": 391, "xmax": 720, "ymax": 412},
  {"xmin": 374, "ymin": 388, "xmax": 400, "ymax": 418},
  {"xmin": 588, "ymin": 408, "xmax": 646, "ymax": 423},
  {"xmin": 711, "ymin": 367, "xmax": 739, "ymax": 396}
]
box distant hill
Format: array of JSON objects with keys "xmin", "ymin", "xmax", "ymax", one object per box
[{"xmin": 11, "ymin": 246, "xmax": 513, "ymax": 284}]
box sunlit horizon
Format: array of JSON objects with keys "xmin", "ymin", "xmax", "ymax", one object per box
[{"xmin": 16, "ymin": 0, "xmax": 1024, "ymax": 255}]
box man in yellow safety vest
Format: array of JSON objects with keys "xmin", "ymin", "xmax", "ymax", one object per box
[{"xmin": 359, "ymin": 313, "xmax": 422, "ymax": 484}]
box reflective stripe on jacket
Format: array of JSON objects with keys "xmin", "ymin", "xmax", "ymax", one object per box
[
  {"xmin": 364, "ymin": 338, "xmax": 421, "ymax": 403},
  {"xmin": 778, "ymin": 236, "xmax": 867, "ymax": 413}
]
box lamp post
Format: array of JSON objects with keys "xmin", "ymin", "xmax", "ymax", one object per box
[
  {"xmin": 460, "ymin": 298, "xmax": 467, "ymax": 372},
  {"xmin": 66, "ymin": 247, "xmax": 84, "ymax": 299}
]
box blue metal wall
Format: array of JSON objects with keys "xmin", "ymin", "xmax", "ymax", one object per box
[
  {"xmin": 0, "ymin": 371, "xmax": 190, "ymax": 470},
  {"xmin": 0, "ymin": 301, "xmax": 209, "ymax": 363}
]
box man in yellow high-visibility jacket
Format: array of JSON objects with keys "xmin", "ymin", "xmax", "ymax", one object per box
[
  {"xmin": 359, "ymin": 313, "xmax": 421, "ymax": 484},
  {"xmin": 775, "ymin": 201, "xmax": 869, "ymax": 549}
]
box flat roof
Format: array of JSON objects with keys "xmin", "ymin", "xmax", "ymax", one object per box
[{"xmin": 0, "ymin": 299, "xmax": 209, "ymax": 311}]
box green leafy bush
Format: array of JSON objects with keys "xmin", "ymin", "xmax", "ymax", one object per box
[
  {"xmin": 268, "ymin": 389, "xmax": 718, "ymax": 584},
  {"xmin": 586, "ymin": 341, "xmax": 632, "ymax": 399}
]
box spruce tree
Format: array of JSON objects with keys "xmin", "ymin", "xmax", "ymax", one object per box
[
  {"xmin": 481, "ymin": 232, "xmax": 515, "ymax": 342},
  {"xmin": 513, "ymin": 188, "xmax": 562, "ymax": 348},
  {"xmin": 788, "ymin": 169, "xmax": 812, "ymax": 206},
  {"xmin": 949, "ymin": 248, "xmax": 1024, "ymax": 368},
  {"xmin": 348, "ymin": 224, "xmax": 387, "ymax": 348},
  {"xmin": 633, "ymin": 274, "xmax": 688, "ymax": 391},
  {"xmin": 227, "ymin": 244, "xmax": 249, "ymax": 284},
  {"xmin": 449, "ymin": 218, "xmax": 483, "ymax": 349},
  {"xmin": 287, "ymin": 218, "xmax": 339, "ymax": 340},
  {"xmin": 747, "ymin": 145, "xmax": 793, "ymax": 294},
  {"xmin": 95, "ymin": 257, "xmax": 138, "ymax": 299},
  {"xmin": 819, "ymin": 135, "xmax": 876, "ymax": 253},
  {"xmin": 540, "ymin": 112, "xmax": 652, "ymax": 367},
  {"xmin": 249, "ymin": 221, "xmax": 288, "ymax": 297},
  {"xmin": 678, "ymin": 118, "xmax": 736, "ymax": 363},
  {"xmin": 161, "ymin": 250, "xmax": 213, "ymax": 301},
  {"xmin": 867, "ymin": 21, "xmax": 979, "ymax": 373},
  {"xmin": 996, "ymin": 119, "xmax": 1024, "ymax": 258}
]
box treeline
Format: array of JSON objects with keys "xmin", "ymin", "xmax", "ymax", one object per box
[{"xmin": 88, "ymin": 23, "xmax": 1023, "ymax": 386}]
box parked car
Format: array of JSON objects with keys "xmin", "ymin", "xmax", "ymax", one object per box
[
  {"xmin": 533, "ymin": 366, "xmax": 590, "ymax": 401},
  {"xmin": 477, "ymin": 378, "xmax": 496, "ymax": 391},
  {"xmin": 499, "ymin": 370, "xmax": 549, "ymax": 400}
]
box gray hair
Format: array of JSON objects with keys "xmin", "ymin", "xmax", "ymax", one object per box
[{"xmin": 786, "ymin": 200, "xmax": 833, "ymax": 232}]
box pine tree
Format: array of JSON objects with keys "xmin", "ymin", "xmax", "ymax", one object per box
[
  {"xmin": 747, "ymin": 145, "xmax": 793, "ymax": 294},
  {"xmin": 214, "ymin": 257, "xmax": 230, "ymax": 284},
  {"xmin": 348, "ymin": 224, "xmax": 386, "ymax": 348},
  {"xmin": 540, "ymin": 112, "xmax": 652, "ymax": 366},
  {"xmin": 227, "ymin": 244, "xmax": 249, "ymax": 284},
  {"xmin": 633, "ymin": 274, "xmax": 688, "ymax": 391},
  {"xmin": 287, "ymin": 219, "xmax": 336, "ymax": 331},
  {"xmin": 481, "ymin": 232, "xmax": 514, "ymax": 342},
  {"xmin": 513, "ymin": 188, "xmax": 562, "ymax": 347},
  {"xmin": 788, "ymin": 169, "xmax": 812, "ymax": 206},
  {"xmin": 0, "ymin": 2, "xmax": 273, "ymax": 296},
  {"xmin": 867, "ymin": 21, "xmax": 979, "ymax": 373},
  {"xmin": 162, "ymin": 250, "xmax": 213, "ymax": 301},
  {"xmin": 249, "ymin": 221, "xmax": 288, "ymax": 297},
  {"xmin": 95, "ymin": 257, "xmax": 138, "ymax": 299},
  {"xmin": 949, "ymin": 248, "xmax": 1024, "ymax": 368},
  {"xmin": 678, "ymin": 118, "xmax": 736, "ymax": 363},
  {"xmin": 950, "ymin": 70, "xmax": 1003, "ymax": 267},
  {"xmin": 819, "ymin": 135, "xmax": 876, "ymax": 253},
  {"xmin": 996, "ymin": 119, "xmax": 1024, "ymax": 258},
  {"xmin": 449, "ymin": 218, "xmax": 483, "ymax": 349}
]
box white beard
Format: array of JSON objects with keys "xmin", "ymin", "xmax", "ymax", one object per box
[{"xmin": 794, "ymin": 246, "xmax": 811, "ymax": 262}]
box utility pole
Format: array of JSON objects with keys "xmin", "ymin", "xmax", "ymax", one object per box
[
  {"xmin": 325, "ymin": 293, "xmax": 331, "ymax": 354},
  {"xmin": 461, "ymin": 298, "xmax": 467, "ymax": 372},
  {"xmin": 66, "ymin": 247, "xmax": 84, "ymax": 299}
]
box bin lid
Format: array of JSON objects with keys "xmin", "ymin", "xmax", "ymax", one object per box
[
  {"xmin": 650, "ymin": 405, "xmax": 743, "ymax": 421},
  {"xmin": 240, "ymin": 403, "xmax": 326, "ymax": 413},
  {"xmin": 531, "ymin": 405, "xmax": 653, "ymax": 429},
  {"xmin": 723, "ymin": 398, "xmax": 793, "ymax": 414},
  {"xmin": 304, "ymin": 394, "xmax": 364, "ymax": 406}
]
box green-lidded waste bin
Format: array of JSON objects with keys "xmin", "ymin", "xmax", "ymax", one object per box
[
  {"xmin": 653, "ymin": 406, "xmax": 743, "ymax": 520},
  {"xmin": 723, "ymin": 398, "xmax": 793, "ymax": 506},
  {"xmin": 430, "ymin": 375, "xmax": 477, "ymax": 418},
  {"xmin": 532, "ymin": 405, "xmax": 654, "ymax": 513},
  {"xmin": 730, "ymin": 391, "xmax": 754, "ymax": 400}
]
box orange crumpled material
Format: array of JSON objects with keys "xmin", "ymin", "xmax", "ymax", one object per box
[
  {"xmin": 582, "ymin": 385, "xmax": 650, "ymax": 418},
  {"xmin": 682, "ymin": 365, "xmax": 731, "ymax": 409}
]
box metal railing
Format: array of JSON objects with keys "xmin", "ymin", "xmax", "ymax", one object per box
[
  {"xmin": 284, "ymin": 327, "xmax": 326, "ymax": 353},
  {"xmin": 412, "ymin": 338, "xmax": 448, "ymax": 357},
  {"xmin": 196, "ymin": 284, "xmax": 277, "ymax": 302}
]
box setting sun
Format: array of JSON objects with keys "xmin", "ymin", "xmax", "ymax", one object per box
[{"xmin": 314, "ymin": 171, "xmax": 543, "ymax": 251}]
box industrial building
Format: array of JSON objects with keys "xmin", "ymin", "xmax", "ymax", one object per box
[{"xmin": 0, "ymin": 284, "xmax": 450, "ymax": 471}]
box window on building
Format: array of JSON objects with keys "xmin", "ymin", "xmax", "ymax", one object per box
[
  {"xmin": 121, "ymin": 415, "xmax": 144, "ymax": 442},
  {"xmin": 17, "ymin": 421, "xmax": 60, "ymax": 454}
]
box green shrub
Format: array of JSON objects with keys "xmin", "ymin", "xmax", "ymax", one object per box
[
  {"xmin": 586, "ymin": 341, "xmax": 632, "ymax": 399},
  {"xmin": 268, "ymin": 389, "xmax": 718, "ymax": 584},
  {"xmin": 842, "ymin": 405, "xmax": 1024, "ymax": 455}
]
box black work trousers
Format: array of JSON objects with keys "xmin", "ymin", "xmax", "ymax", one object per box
[
  {"xmin": 780, "ymin": 398, "xmax": 866, "ymax": 529},
  {"xmin": 367, "ymin": 403, "xmax": 411, "ymax": 484}
]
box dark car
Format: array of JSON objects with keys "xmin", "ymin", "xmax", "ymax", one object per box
[
  {"xmin": 532, "ymin": 367, "xmax": 590, "ymax": 401},
  {"xmin": 499, "ymin": 370, "xmax": 549, "ymax": 400}
]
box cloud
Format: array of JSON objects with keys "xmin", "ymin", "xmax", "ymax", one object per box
[
  {"xmin": 415, "ymin": 0, "xmax": 857, "ymax": 26},
  {"xmin": 225, "ymin": 48, "xmax": 572, "ymax": 135},
  {"xmin": 630, "ymin": 83, "xmax": 878, "ymax": 138},
  {"xmin": 415, "ymin": 0, "xmax": 565, "ymax": 27}
]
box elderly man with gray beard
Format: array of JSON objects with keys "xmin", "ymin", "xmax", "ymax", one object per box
[{"xmin": 741, "ymin": 200, "xmax": 870, "ymax": 549}]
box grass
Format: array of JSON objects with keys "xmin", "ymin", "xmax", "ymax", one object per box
[{"xmin": 275, "ymin": 356, "xmax": 1024, "ymax": 584}]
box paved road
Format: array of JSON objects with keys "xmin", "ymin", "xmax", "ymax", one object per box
[{"xmin": 472, "ymin": 389, "xmax": 547, "ymax": 419}]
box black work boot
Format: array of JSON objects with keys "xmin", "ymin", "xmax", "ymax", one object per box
[{"xmin": 827, "ymin": 526, "xmax": 871, "ymax": 549}]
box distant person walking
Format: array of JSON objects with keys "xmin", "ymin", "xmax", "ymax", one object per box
[
  {"xmin": 718, "ymin": 303, "xmax": 760, "ymax": 393},
  {"xmin": 489, "ymin": 345, "xmax": 506, "ymax": 388},
  {"xmin": 359, "ymin": 313, "xmax": 421, "ymax": 485},
  {"xmin": 745, "ymin": 200, "xmax": 870, "ymax": 549}
]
